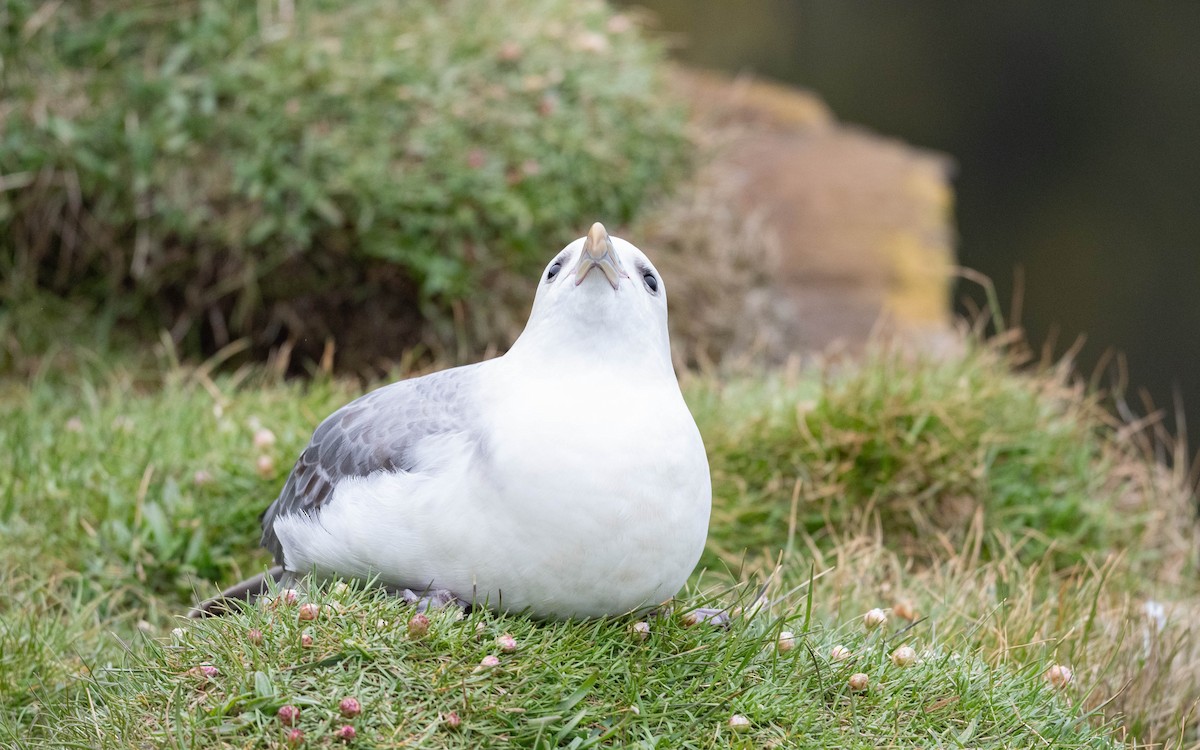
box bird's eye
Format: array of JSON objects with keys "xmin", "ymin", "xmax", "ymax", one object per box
[
  {"xmin": 545, "ymin": 262, "xmax": 562, "ymax": 282},
  {"xmin": 643, "ymin": 272, "xmax": 659, "ymax": 293}
]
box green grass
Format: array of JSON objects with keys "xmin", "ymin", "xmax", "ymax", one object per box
[
  {"xmin": 39, "ymin": 580, "xmax": 1119, "ymax": 749},
  {"xmin": 1, "ymin": 332, "xmax": 1198, "ymax": 747}
]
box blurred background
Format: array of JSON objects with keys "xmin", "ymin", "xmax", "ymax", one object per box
[
  {"xmin": 622, "ymin": 0, "xmax": 1200, "ymax": 450},
  {"xmin": 4, "ymin": 2, "xmax": 1197, "ymax": 449}
]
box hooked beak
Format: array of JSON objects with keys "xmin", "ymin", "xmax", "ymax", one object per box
[{"xmin": 575, "ymin": 222, "xmax": 626, "ymax": 290}]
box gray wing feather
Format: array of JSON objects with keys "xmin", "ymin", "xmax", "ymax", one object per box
[{"xmin": 260, "ymin": 363, "xmax": 481, "ymax": 564}]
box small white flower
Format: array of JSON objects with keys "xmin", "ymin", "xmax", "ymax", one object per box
[
  {"xmin": 253, "ymin": 428, "xmax": 276, "ymax": 449},
  {"xmin": 1141, "ymin": 600, "xmax": 1167, "ymax": 632},
  {"xmin": 631, "ymin": 621, "xmax": 650, "ymax": 641},
  {"xmin": 728, "ymin": 714, "xmax": 751, "ymax": 731},
  {"xmin": 777, "ymin": 630, "xmax": 796, "ymax": 652},
  {"xmin": 830, "ymin": 644, "xmax": 852, "ymax": 661}
]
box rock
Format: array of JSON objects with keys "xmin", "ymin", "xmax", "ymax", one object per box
[{"xmin": 642, "ymin": 68, "xmax": 958, "ymax": 364}]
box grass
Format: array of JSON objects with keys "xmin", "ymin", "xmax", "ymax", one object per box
[
  {"xmin": 1, "ymin": 317, "xmax": 1198, "ymax": 747},
  {"xmin": 38, "ymin": 578, "xmax": 1121, "ymax": 749}
]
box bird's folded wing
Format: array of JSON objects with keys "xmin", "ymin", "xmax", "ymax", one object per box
[{"xmin": 260, "ymin": 363, "xmax": 481, "ymax": 564}]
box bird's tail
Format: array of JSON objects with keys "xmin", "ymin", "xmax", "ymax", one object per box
[{"xmin": 189, "ymin": 566, "xmax": 286, "ymax": 618}]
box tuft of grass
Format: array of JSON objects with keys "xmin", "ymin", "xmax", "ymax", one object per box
[{"xmin": 693, "ymin": 340, "xmax": 1195, "ymax": 573}]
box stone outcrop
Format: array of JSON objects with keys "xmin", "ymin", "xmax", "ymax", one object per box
[{"xmin": 643, "ymin": 69, "xmax": 958, "ymax": 365}]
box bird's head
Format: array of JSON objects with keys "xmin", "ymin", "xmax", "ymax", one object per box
[{"xmin": 513, "ymin": 223, "xmax": 672, "ymax": 372}]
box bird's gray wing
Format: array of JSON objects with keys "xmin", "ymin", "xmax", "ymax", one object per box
[{"xmin": 260, "ymin": 363, "xmax": 482, "ymax": 564}]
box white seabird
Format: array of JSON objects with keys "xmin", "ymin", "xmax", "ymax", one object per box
[{"xmin": 195, "ymin": 223, "xmax": 711, "ymax": 619}]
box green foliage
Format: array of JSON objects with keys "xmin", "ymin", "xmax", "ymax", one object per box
[{"xmin": 0, "ymin": 0, "xmax": 689, "ymax": 356}]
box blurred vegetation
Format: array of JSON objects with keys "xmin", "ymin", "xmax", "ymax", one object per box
[{"xmin": 0, "ymin": 0, "xmax": 689, "ymax": 363}]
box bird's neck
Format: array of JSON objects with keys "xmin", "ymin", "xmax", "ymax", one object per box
[{"xmin": 504, "ymin": 324, "xmax": 676, "ymax": 383}]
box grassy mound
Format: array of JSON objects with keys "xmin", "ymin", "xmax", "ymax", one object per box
[
  {"xmin": 0, "ymin": 334, "xmax": 1196, "ymax": 746},
  {"xmin": 1, "ymin": 0, "xmax": 688, "ymax": 361}
]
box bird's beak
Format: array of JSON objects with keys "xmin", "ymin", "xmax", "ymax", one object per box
[{"xmin": 575, "ymin": 222, "xmax": 625, "ymax": 290}]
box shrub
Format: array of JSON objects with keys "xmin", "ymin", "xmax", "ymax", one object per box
[{"xmin": 0, "ymin": 0, "xmax": 689, "ymax": 363}]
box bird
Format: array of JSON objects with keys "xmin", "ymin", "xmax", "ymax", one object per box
[{"xmin": 193, "ymin": 222, "xmax": 712, "ymax": 619}]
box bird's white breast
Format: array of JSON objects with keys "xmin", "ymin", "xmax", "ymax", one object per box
[{"xmin": 272, "ymin": 357, "xmax": 711, "ymax": 618}]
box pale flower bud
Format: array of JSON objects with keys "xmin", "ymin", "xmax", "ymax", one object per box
[
  {"xmin": 893, "ymin": 600, "xmax": 918, "ymax": 621},
  {"xmin": 777, "ymin": 630, "xmax": 796, "ymax": 652},
  {"xmin": 339, "ymin": 697, "xmax": 361, "ymax": 717},
  {"xmin": 848, "ymin": 672, "xmax": 869, "ymax": 692},
  {"xmin": 256, "ymin": 454, "xmax": 276, "ymax": 478},
  {"xmin": 407, "ymin": 613, "xmax": 430, "ymax": 638},
  {"xmin": 890, "ymin": 645, "xmax": 917, "ymax": 667},
  {"xmin": 1046, "ymin": 664, "xmax": 1073, "ymax": 688},
  {"xmin": 478, "ymin": 654, "xmax": 500, "ymax": 669},
  {"xmin": 277, "ymin": 704, "xmax": 300, "ymax": 725},
  {"xmin": 864, "ymin": 608, "xmax": 888, "ymax": 630}
]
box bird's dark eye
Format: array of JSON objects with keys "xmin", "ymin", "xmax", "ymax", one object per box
[
  {"xmin": 643, "ymin": 272, "xmax": 658, "ymax": 293},
  {"xmin": 545, "ymin": 262, "xmax": 562, "ymax": 282}
]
